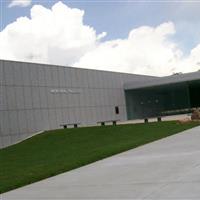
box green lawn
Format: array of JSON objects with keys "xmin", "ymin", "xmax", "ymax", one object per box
[{"xmin": 0, "ymin": 121, "xmax": 199, "ymax": 194}]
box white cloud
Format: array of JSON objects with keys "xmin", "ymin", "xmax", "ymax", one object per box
[
  {"xmin": 8, "ymin": 0, "xmax": 32, "ymax": 8},
  {"xmin": 74, "ymin": 22, "xmax": 183, "ymax": 76},
  {"xmin": 1, "ymin": 1, "xmax": 200, "ymax": 76},
  {"xmin": 1, "ymin": 1, "xmax": 104, "ymax": 66}
]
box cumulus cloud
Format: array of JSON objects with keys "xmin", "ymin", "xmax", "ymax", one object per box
[
  {"xmin": 8, "ymin": 0, "xmax": 32, "ymax": 8},
  {"xmin": 1, "ymin": 1, "xmax": 200, "ymax": 76},
  {"xmin": 74, "ymin": 22, "xmax": 183, "ymax": 76},
  {"xmin": 1, "ymin": 1, "xmax": 104, "ymax": 66},
  {"xmin": 74, "ymin": 22, "xmax": 200, "ymax": 76}
]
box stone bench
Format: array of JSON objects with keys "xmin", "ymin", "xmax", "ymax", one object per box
[
  {"xmin": 97, "ymin": 120, "xmax": 120, "ymax": 126},
  {"xmin": 60, "ymin": 123, "xmax": 81, "ymax": 129},
  {"xmin": 144, "ymin": 117, "xmax": 162, "ymax": 123}
]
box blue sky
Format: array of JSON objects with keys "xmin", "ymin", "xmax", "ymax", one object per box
[
  {"xmin": 2, "ymin": 1, "xmax": 200, "ymax": 52},
  {"xmin": 0, "ymin": 0, "xmax": 200, "ymax": 75}
]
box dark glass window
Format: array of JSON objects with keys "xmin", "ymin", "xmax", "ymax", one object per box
[{"xmin": 115, "ymin": 106, "xmax": 119, "ymax": 114}]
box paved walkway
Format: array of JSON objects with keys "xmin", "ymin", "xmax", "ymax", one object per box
[
  {"xmin": 119, "ymin": 113, "xmax": 191, "ymax": 125},
  {"xmin": 2, "ymin": 126, "xmax": 200, "ymax": 200}
]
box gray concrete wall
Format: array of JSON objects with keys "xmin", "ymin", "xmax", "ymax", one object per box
[
  {"xmin": 124, "ymin": 71, "xmax": 200, "ymax": 90},
  {"xmin": 0, "ymin": 60, "xmax": 151, "ymax": 148}
]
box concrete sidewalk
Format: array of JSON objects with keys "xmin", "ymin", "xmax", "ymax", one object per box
[
  {"xmin": 119, "ymin": 113, "xmax": 191, "ymax": 125},
  {"xmin": 2, "ymin": 126, "xmax": 200, "ymax": 200}
]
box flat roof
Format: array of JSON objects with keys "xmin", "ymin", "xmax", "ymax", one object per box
[
  {"xmin": 0, "ymin": 59, "xmax": 156, "ymax": 78},
  {"xmin": 124, "ymin": 71, "xmax": 200, "ymax": 90}
]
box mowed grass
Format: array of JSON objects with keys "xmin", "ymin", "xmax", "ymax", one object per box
[{"xmin": 0, "ymin": 121, "xmax": 199, "ymax": 194}]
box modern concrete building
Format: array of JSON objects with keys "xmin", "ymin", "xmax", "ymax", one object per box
[
  {"xmin": 0, "ymin": 60, "xmax": 153, "ymax": 148},
  {"xmin": 0, "ymin": 59, "xmax": 200, "ymax": 148},
  {"xmin": 125, "ymin": 71, "xmax": 200, "ymax": 119}
]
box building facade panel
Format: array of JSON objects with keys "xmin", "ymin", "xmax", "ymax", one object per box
[
  {"xmin": 0, "ymin": 62, "xmax": 4, "ymax": 85},
  {"xmin": 0, "ymin": 86, "xmax": 7, "ymax": 110},
  {"xmin": 0, "ymin": 110, "xmax": 10, "ymax": 136},
  {"xmin": 13, "ymin": 63, "xmax": 23, "ymax": 86}
]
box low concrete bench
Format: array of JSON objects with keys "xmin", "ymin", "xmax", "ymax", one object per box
[
  {"xmin": 144, "ymin": 117, "xmax": 162, "ymax": 123},
  {"xmin": 60, "ymin": 123, "xmax": 81, "ymax": 129},
  {"xmin": 97, "ymin": 120, "xmax": 120, "ymax": 126}
]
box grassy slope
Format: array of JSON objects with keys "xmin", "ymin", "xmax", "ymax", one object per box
[{"xmin": 0, "ymin": 121, "xmax": 199, "ymax": 193}]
